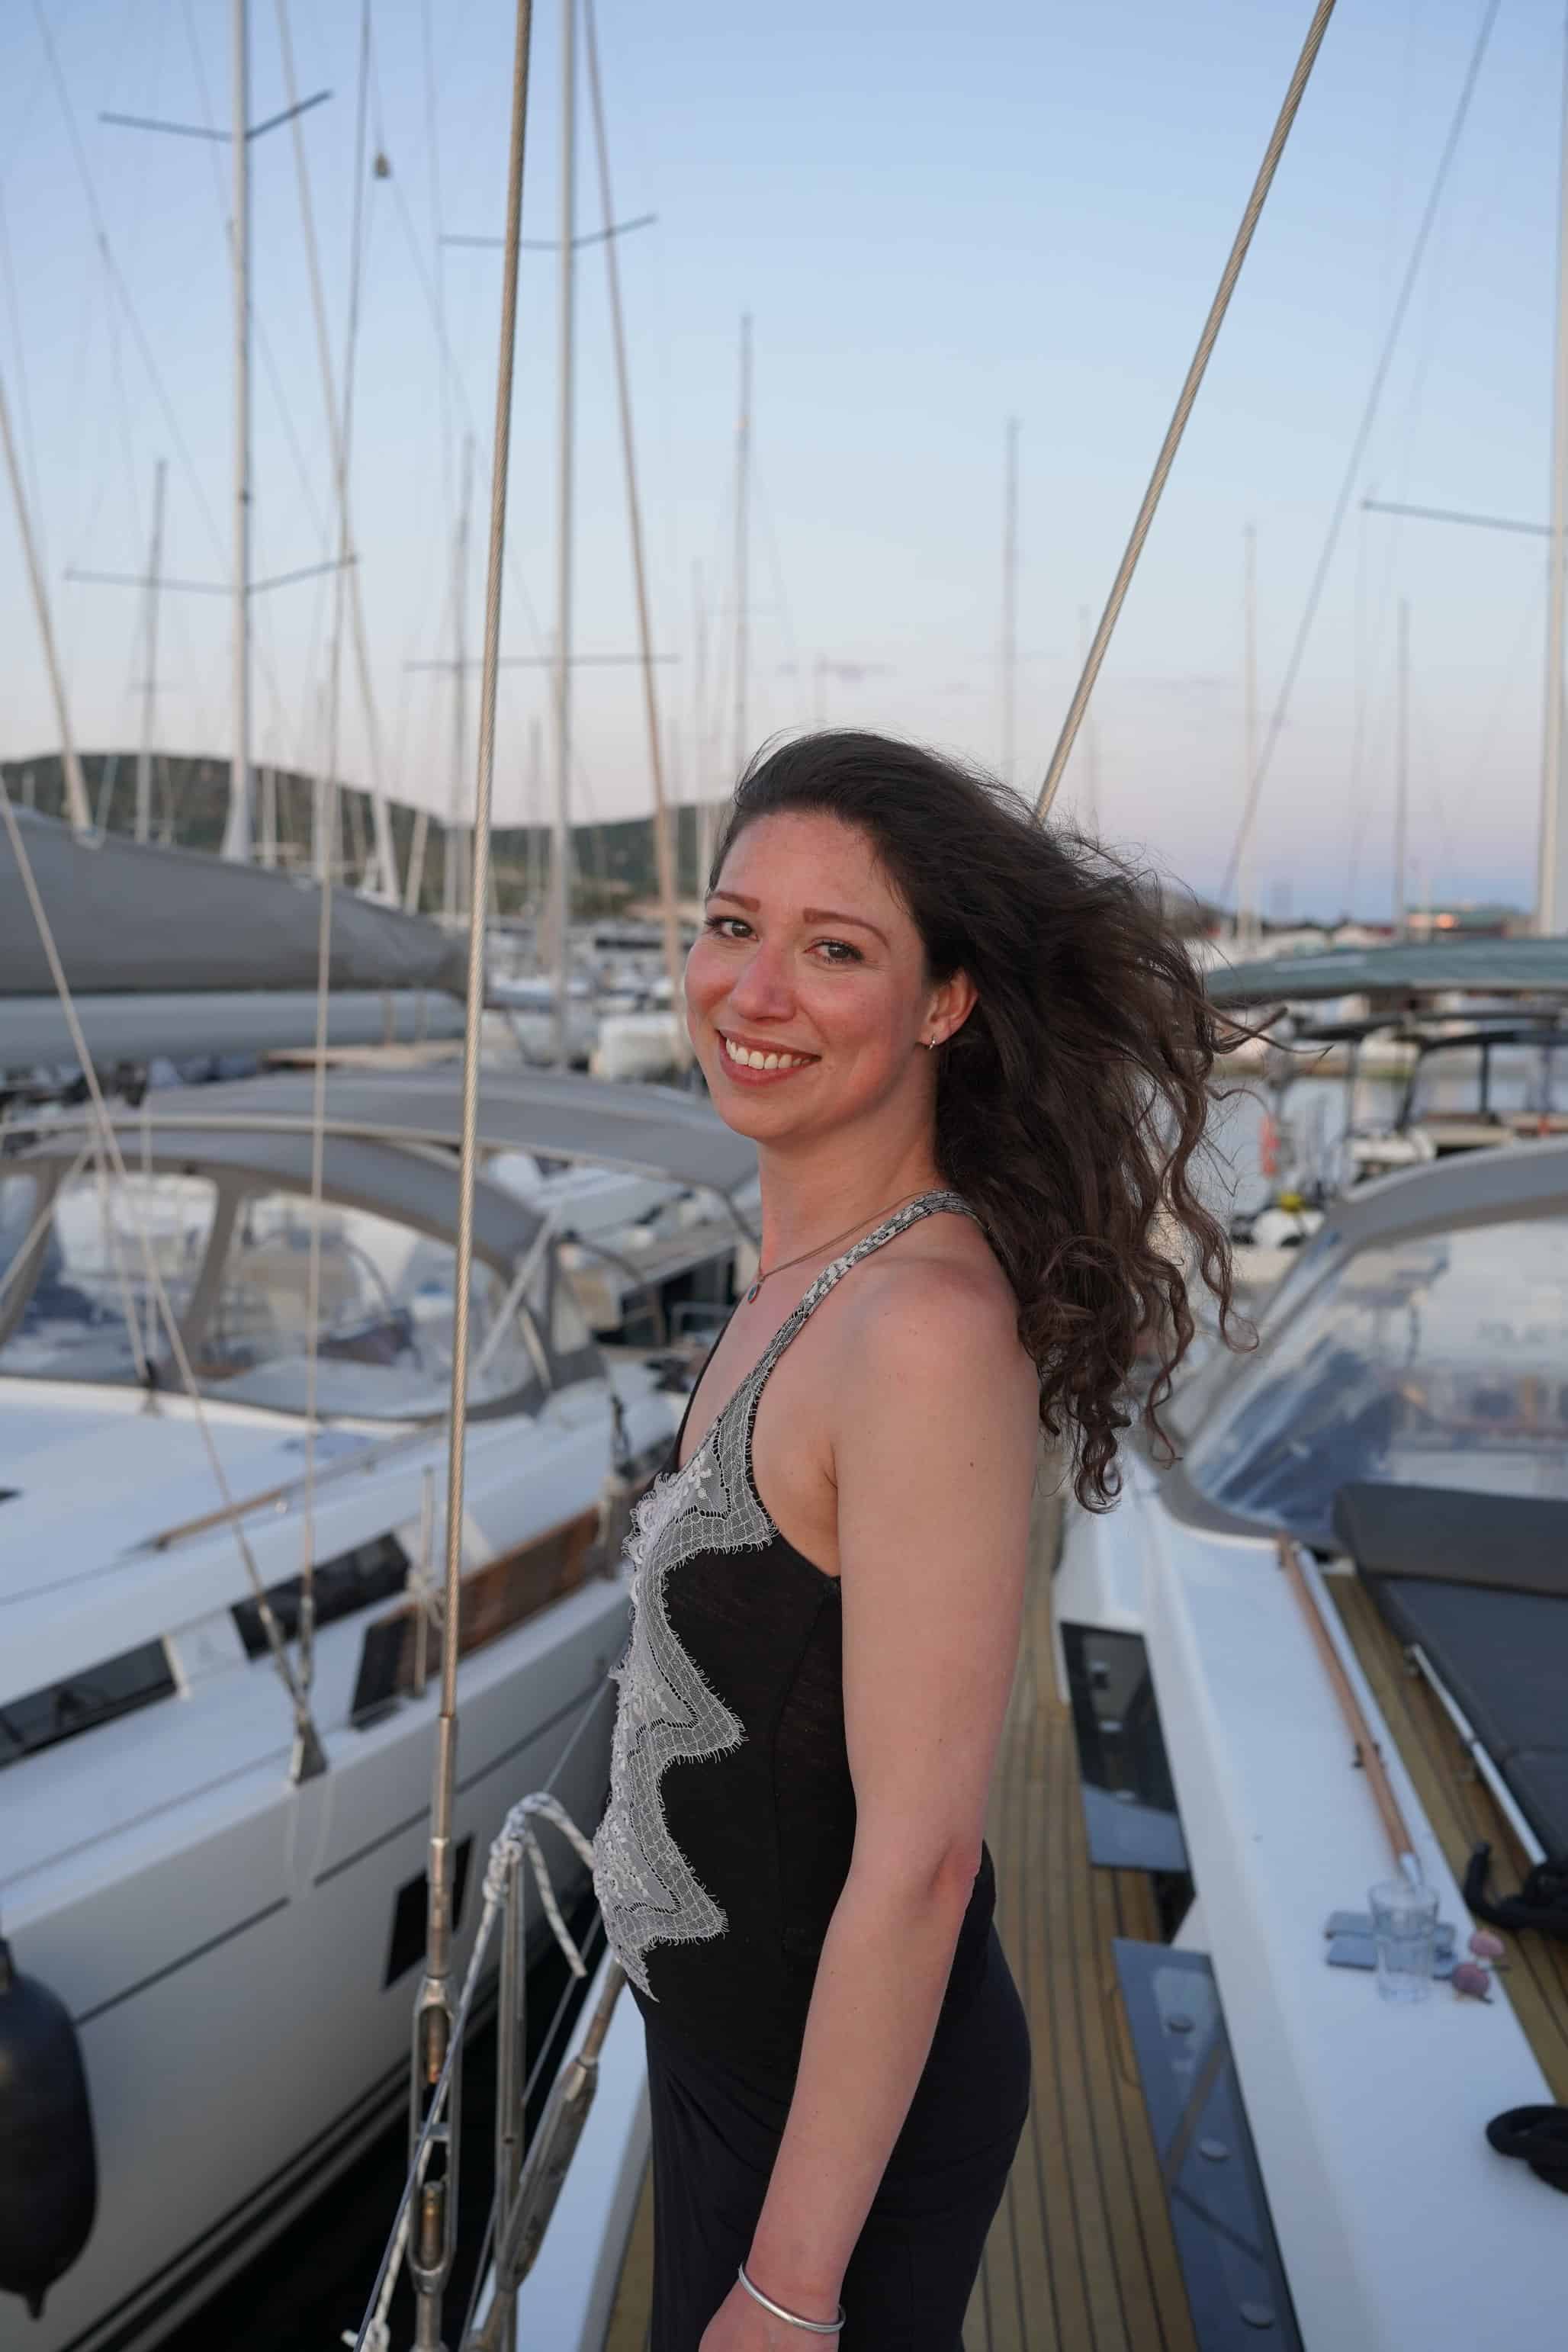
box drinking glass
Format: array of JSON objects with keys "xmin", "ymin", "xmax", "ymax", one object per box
[{"xmin": 1368, "ymin": 1878, "xmax": 1439, "ymax": 2004}]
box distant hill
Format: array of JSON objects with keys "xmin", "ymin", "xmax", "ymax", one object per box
[{"xmin": 0, "ymin": 750, "xmax": 722, "ymax": 917}]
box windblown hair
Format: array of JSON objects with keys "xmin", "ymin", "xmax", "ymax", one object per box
[{"xmin": 712, "ymin": 731, "xmax": 1239, "ymax": 1512}]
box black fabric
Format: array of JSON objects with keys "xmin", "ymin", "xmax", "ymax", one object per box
[
  {"xmin": 1366, "ymin": 1575, "xmax": 1568, "ymax": 1855},
  {"xmin": 1485, "ymin": 2103, "xmax": 1568, "ymax": 2193},
  {"xmin": 1464, "ymin": 1845, "xmax": 1568, "ymax": 1942},
  {"xmin": 1333, "ymin": 1482, "xmax": 1568, "ymax": 1599},
  {"xmin": 631, "ymin": 1300, "xmax": 1003, "ymax": 2090},
  {"xmin": 643, "ymin": 1923, "xmax": 1031, "ymax": 2350}
]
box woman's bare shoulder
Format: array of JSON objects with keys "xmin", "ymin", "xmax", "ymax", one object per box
[{"xmin": 835, "ymin": 1214, "xmax": 1033, "ymax": 1414}]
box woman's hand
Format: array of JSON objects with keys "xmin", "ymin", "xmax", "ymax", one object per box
[{"xmin": 698, "ymin": 2276, "xmax": 840, "ymax": 2351}]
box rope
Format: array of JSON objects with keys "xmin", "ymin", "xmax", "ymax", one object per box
[
  {"xmin": 1216, "ymin": 0, "xmax": 1504, "ymax": 904},
  {"xmin": 1036, "ymin": 0, "xmax": 1340, "ymax": 818},
  {"xmin": 349, "ymin": 1766, "xmax": 605, "ymax": 2352}
]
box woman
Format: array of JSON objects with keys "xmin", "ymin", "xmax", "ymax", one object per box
[{"xmin": 592, "ymin": 732, "xmax": 1233, "ymax": 2350}]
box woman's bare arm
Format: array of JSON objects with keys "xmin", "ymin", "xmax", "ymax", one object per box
[{"xmin": 744, "ymin": 1259, "xmax": 1037, "ymax": 2316}]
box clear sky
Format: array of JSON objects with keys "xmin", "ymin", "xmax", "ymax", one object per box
[{"xmin": 1, "ymin": 0, "xmax": 1563, "ymax": 918}]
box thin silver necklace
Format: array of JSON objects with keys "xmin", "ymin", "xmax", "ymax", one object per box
[{"xmin": 744, "ymin": 1189, "xmax": 928, "ymax": 1304}]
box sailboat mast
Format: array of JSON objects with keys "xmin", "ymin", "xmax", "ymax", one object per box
[
  {"xmin": 222, "ymin": 0, "xmax": 253, "ymax": 862},
  {"xmin": 731, "ymin": 313, "xmax": 752, "ymax": 790},
  {"xmin": 551, "ymin": 0, "xmax": 578, "ymax": 1066},
  {"xmin": 0, "ymin": 365, "xmax": 92, "ymax": 834},
  {"xmin": 1001, "ymin": 416, "xmax": 1019, "ymax": 785},
  {"xmin": 447, "ymin": 433, "xmax": 475, "ymax": 922},
  {"xmin": 136, "ymin": 458, "xmax": 166, "ymax": 845},
  {"xmin": 1394, "ymin": 596, "xmax": 1410, "ymax": 940},
  {"xmin": 1239, "ymin": 522, "xmax": 1258, "ymax": 946},
  {"xmin": 1076, "ymin": 603, "xmax": 1101, "ymax": 835},
  {"xmin": 1540, "ymin": 5, "xmax": 1568, "ymax": 933}
]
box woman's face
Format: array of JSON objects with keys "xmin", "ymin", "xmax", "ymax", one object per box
[{"xmin": 686, "ymin": 810, "xmax": 970, "ymax": 1148}]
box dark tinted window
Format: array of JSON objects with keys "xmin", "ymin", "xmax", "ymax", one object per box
[
  {"xmin": 0, "ymin": 1640, "xmax": 175, "ymax": 1770},
  {"xmin": 233, "ymin": 1531, "xmax": 410, "ymax": 1660}
]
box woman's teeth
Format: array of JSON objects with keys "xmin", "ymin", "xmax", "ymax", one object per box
[{"xmin": 722, "ymin": 1036, "xmax": 813, "ymax": 1072}]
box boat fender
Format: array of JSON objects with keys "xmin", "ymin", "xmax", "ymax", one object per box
[{"xmin": 0, "ymin": 1936, "xmax": 98, "ymax": 2317}]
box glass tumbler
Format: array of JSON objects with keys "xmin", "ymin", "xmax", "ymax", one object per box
[{"xmin": 1368, "ymin": 1878, "xmax": 1439, "ymax": 2003}]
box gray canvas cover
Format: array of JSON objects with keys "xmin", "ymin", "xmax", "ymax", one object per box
[{"xmin": 1, "ymin": 808, "xmax": 464, "ymax": 995}]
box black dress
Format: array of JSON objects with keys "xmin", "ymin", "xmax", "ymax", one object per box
[{"xmin": 591, "ymin": 1194, "xmax": 1031, "ymax": 2351}]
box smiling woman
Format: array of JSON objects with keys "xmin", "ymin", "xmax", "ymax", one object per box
[{"xmin": 590, "ymin": 729, "xmax": 1236, "ymax": 2352}]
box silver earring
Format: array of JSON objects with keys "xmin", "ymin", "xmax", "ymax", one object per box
[{"xmin": 925, "ymin": 1036, "xmax": 939, "ymax": 1051}]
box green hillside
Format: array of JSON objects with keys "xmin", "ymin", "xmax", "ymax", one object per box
[{"xmin": 0, "ymin": 750, "xmax": 719, "ymax": 917}]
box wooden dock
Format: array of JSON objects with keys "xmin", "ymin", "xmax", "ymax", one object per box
[{"xmin": 603, "ymin": 1487, "xmax": 1199, "ymax": 2349}]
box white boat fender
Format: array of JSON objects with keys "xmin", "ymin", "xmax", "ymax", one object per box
[{"xmin": 0, "ymin": 1935, "xmax": 98, "ymax": 2317}]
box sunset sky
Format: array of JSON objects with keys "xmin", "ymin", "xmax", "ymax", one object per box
[{"xmin": 1, "ymin": 0, "xmax": 1561, "ymax": 918}]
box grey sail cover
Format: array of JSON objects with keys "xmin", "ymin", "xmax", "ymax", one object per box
[{"xmin": 0, "ymin": 808, "xmax": 464, "ymax": 996}]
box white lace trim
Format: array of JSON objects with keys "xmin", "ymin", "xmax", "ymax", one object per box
[{"xmin": 590, "ymin": 1190, "xmax": 975, "ymax": 1996}]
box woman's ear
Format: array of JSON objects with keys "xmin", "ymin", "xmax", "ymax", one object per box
[{"xmin": 927, "ymin": 970, "xmax": 978, "ymax": 1049}]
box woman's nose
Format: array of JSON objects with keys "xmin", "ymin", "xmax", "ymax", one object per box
[{"xmin": 726, "ymin": 941, "xmax": 795, "ymax": 1019}]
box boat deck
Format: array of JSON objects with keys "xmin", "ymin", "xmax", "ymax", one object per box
[
  {"xmin": 1329, "ymin": 1573, "xmax": 1568, "ymax": 2103},
  {"xmin": 603, "ymin": 1489, "xmax": 1200, "ymax": 2350}
]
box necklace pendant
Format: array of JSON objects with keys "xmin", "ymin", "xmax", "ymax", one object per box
[{"xmin": 746, "ymin": 1280, "xmax": 761, "ymax": 1303}]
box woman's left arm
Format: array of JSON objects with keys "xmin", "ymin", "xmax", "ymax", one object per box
[{"xmin": 702, "ymin": 1266, "xmax": 1038, "ymax": 2347}]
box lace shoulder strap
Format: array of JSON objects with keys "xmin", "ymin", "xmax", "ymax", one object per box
[{"xmin": 741, "ymin": 1187, "xmax": 978, "ymax": 1405}]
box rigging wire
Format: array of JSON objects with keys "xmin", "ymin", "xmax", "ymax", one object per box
[
  {"xmin": 0, "ymin": 184, "xmax": 50, "ymax": 580},
  {"xmin": 1036, "ymin": 0, "xmax": 1342, "ymax": 819},
  {"xmin": 292, "ymin": 0, "xmax": 380, "ymax": 1700},
  {"xmin": 1215, "ymin": 0, "xmax": 1504, "ymax": 904}
]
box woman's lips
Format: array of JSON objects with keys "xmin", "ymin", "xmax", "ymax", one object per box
[{"xmin": 717, "ymin": 1031, "xmax": 818, "ymax": 1081}]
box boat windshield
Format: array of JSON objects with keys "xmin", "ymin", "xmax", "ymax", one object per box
[
  {"xmin": 1183, "ymin": 1212, "xmax": 1568, "ymax": 1544},
  {"xmin": 0, "ymin": 1170, "xmax": 216, "ymax": 1387},
  {"xmin": 0, "ymin": 1172, "xmax": 545, "ymax": 1418}
]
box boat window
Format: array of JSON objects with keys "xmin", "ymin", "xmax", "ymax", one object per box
[
  {"xmin": 0, "ymin": 1173, "xmax": 37, "ymax": 1298},
  {"xmin": 1, "ymin": 1638, "xmax": 176, "ymax": 1771},
  {"xmin": 1184, "ymin": 1214, "xmax": 1568, "ymax": 1544},
  {"xmin": 0, "ymin": 1171, "xmax": 217, "ymax": 1387},
  {"xmin": 232, "ymin": 1531, "xmax": 411, "ymax": 1659},
  {"xmin": 194, "ymin": 1190, "xmax": 538, "ymax": 1419}
]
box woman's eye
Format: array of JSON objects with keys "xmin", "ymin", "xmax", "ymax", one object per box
[
  {"xmin": 703, "ymin": 915, "xmax": 751, "ymax": 941},
  {"xmin": 814, "ymin": 939, "xmax": 863, "ymax": 965}
]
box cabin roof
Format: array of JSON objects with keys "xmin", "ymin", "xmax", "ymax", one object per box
[
  {"xmin": 13, "ymin": 1067, "xmax": 759, "ymax": 1213},
  {"xmin": 1207, "ymin": 935, "xmax": 1568, "ymax": 1007}
]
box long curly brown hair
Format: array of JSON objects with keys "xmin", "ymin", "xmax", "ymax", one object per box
[{"xmin": 712, "ymin": 731, "xmax": 1239, "ymax": 1512}]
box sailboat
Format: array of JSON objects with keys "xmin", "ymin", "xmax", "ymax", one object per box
[{"xmin": 332, "ymin": 5, "xmax": 1563, "ymax": 2347}]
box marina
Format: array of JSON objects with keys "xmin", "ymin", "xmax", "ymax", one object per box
[{"xmin": 5, "ymin": 0, "xmax": 1568, "ymax": 2347}]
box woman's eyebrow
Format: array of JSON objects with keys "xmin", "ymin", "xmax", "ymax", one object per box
[
  {"xmin": 705, "ymin": 889, "xmax": 889, "ymax": 949},
  {"xmin": 802, "ymin": 907, "xmax": 888, "ymax": 947}
]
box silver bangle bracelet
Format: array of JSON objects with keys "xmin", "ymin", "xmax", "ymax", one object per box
[{"xmin": 736, "ymin": 2261, "xmax": 844, "ymax": 2335}]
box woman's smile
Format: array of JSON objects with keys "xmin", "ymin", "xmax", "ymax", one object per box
[{"xmin": 716, "ymin": 1030, "xmax": 821, "ymax": 1082}]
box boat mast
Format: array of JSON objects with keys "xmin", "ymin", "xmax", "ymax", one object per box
[
  {"xmin": 1076, "ymin": 603, "xmax": 1101, "ymax": 834},
  {"xmin": 1238, "ymin": 522, "xmax": 1258, "ymax": 946},
  {"xmin": 1394, "ymin": 596, "xmax": 1409, "ymax": 940},
  {"xmin": 0, "ymin": 365, "xmax": 92, "ymax": 834},
  {"xmin": 446, "ymin": 433, "xmax": 476, "ymax": 923},
  {"xmin": 1001, "ymin": 415, "xmax": 1019, "ymax": 785},
  {"xmin": 135, "ymin": 458, "xmax": 167, "ymax": 844},
  {"xmin": 1540, "ymin": 5, "xmax": 1568, "ymax": 933},
  {"xmin": 583, "ymin": 0, "xmax": 686, "ymax": 1060},
  {"xmin": 221, "ymin": 0, "xmax": 253, "ymax": 862},
  {"xmin": 692, "ymin": 557, "xmax": 709, "ymax": 888},
  {"xmin": 551, "ymin": 0, "xmax": 578, "ymax": 1067},
  {"xmin": 730, "ymin": 312, "xmax": 752, "ymax": 798}
]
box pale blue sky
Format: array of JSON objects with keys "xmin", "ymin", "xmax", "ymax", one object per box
[{"xmin": 1, "ymin": 0, "xmax": 1563, "ymax": 916}]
